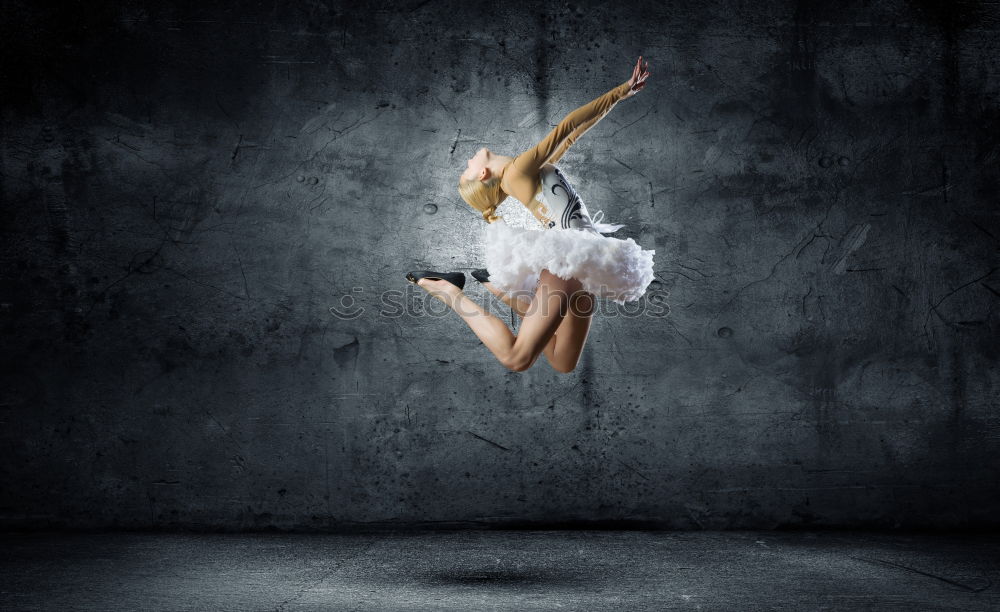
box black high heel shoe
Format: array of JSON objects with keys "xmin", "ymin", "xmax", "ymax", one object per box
[
  {"xmin": 405, "ymin": 270, "xmax": 466, "ymax": 291},
  {"xmin": 470, "ymin": 268, "xmax": 491, "ymax": 283}
]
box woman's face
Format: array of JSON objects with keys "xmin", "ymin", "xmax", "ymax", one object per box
[{"xmin": 463, "ymin": 147, "xmax": 490, "ymax": 181}]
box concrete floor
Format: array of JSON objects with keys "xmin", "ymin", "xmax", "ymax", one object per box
[{"xmin": 1, "ymin": 530, "xmax": 996, "ymax": 610}]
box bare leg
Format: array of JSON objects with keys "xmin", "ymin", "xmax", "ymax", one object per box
[
  {"xmin": 480, "ymin": 279, "xmax": 594, "ymax": 373},
  {"xmin": 478, "ymin": 281, "xmax": 558, "ymax": 365},
  {"xmin": 547, "ymin": 285, "xmax": 596, "ymax": 373},
  {"xmin": 415, "ymin": 269, "xmax": 571, "ymax": 372}
]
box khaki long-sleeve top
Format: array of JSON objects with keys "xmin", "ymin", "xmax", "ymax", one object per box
[{"xmin": 499, "ymin": 80, "xmax": 632, "ymax": 228}]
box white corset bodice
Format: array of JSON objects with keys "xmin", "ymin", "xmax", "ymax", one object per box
[{"xmin": 536, "ymin": 164, "xmax": 624, "ymax": 235}]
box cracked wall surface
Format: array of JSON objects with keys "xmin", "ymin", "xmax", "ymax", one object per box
[{"xmin": 1, "ymin": 0, "xmax": 998, "ymax": 529}]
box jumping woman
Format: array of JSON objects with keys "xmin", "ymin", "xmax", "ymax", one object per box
[{"xmin": 406, "ymin": 56, "xmax": 656, "ymax": 373}]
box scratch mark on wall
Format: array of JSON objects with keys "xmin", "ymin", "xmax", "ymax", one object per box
[
  {"xmin": 467, "ymin": 431, "xmax": 510, "ymax": 451},
  {"xmin": 830, "ymin": 222, "xmax": 870, "ymax": 275},
  {"xmin": 981, "ymin": 282, "xmax": 1000, "ymax": 299},
  {"xmin": 618, "ymin": 461, "xmax": 649, "ymax": 480},
  {"xmin": 922, "ymin": 267, "xmax": 999, "ymax": 349},
  {"xmin": 232, "ymin": 243, "xmax": 251, "ymax": 300},
  {"xmin": 609, "ymin": 104, "xmax": 653, "ymax": 138}
]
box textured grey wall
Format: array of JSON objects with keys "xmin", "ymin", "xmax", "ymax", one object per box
[{"xmin": 2, "ymin": 0, "xmax": 998, "ymax": 530}]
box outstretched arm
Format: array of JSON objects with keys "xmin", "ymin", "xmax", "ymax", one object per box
[
  {"xmin": 511, "ymin": 81, "xmax": 631, "ymax": 175},
  {"xmin": 544, "ymin": 86, "xmax": 629, "ymax": 166},
  {"xmin": 511, "ymin": 56, "xmax": 650, "ymax": 174}
]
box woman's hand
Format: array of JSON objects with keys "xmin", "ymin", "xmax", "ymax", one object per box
[{"xmin": 625, "ymin": 56, "xmax": 650, "ymax": 98}]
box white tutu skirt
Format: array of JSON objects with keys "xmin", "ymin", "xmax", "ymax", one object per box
[{"xmin": 484, "ymin": 218, "xmax": 656, "ymax": 305}]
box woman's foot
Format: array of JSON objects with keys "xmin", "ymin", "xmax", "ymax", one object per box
[
  {"xmin": 414, "ymin": 277, "xmax": 464, "ymax": 307},
  {"xmin": 471, "ymin": 268, "xmax": 491, "ymax": 283},
  {"xmin": 405, "ymin": 270, "xmax": 465, "ymax": 290}
]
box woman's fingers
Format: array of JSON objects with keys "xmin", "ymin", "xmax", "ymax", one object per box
[
  {"xmin": 636, "ymin": 57, "xmax": 649, "ymax": 77},
  {"xmin": 631, "ymin": 57, "xmax": 645, "ymax": 80},
  {"xmin": 627, "ymin": 56, "xmax": 649, "ymax": 95}
]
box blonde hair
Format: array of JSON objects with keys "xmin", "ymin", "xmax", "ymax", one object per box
[{"xmin": 458, "ymin": 174, "xmax": 508, "ymax": 223}]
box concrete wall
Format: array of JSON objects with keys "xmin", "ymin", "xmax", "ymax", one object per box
[{"xmin": 2, "ymin": 0, "xmax": 998, "ymax": 530}]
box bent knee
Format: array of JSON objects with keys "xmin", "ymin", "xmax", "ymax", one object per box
[
  {"xmin": 504, "ymin": 358, "xmax": 533, "ymax": 373},
  {"xmin": 501, "ymin": 352, "xmax": 534, "ymax": 372}
]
